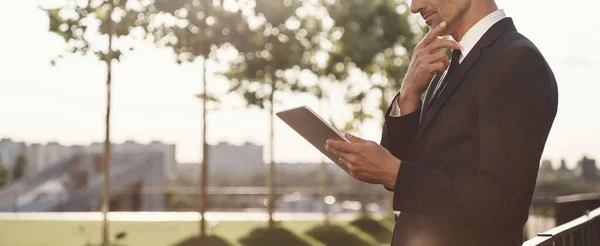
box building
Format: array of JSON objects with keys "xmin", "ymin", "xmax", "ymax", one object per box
[
  {"xmin": 208, "ymin": 142, "xmax": 265, "ymax": 175},
  {"xmin": 0, "ymin": 138, "xmax": 176, "ymax": 176},
  {"xmin": 0, "ymin": 138, "xmax": 26, "ymax": 170},
  {"xmin": 175, "ymin": 142, "xmax": 349, "ymax": 183},
  {"xmin": 0, "ymin": 152, "xmax": 166, "ymax": 212},
  {"xmin": 25, "ymin": 143, "xmax": 85, "ymax": 175},
  {"xmin": 277, "ymin": 161, "xmax": 348, "ymax": 178},
  {"xmin": 537, "ymin": 159, "xmax": 555, "ymax": 181},
  {"xmin": 86, "ymin": 140, "xmax": 177, "ymax": 175},
  {"xmin": 175, "ymin": 142, "xmax": 265, "ymax": 186},
  {"xmin": 575, "ymin": 156, "xmax": 599, "ymax": 181}
]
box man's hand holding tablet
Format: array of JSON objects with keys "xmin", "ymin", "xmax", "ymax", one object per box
[
  {"xmin": 277, "ymin": 106, "xmax": 401, "ymax": 189},
  {"xmin": 276, "ymin": 106, "xmax": 351, "ymax": 173},
  {"xmin": 325, "ymin": 133, "xmax": 400, "ymax": 190}
]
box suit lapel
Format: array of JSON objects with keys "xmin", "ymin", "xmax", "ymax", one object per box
[
  {"xmin": 420, "ymin": 75, "xmax": 442, "ymax": 123},
  {"xmin": 414, "ymin": 18, "xmax": 518, "ymax": 142},
  {"xmin": 419, "ymin": 47, "xmax": 482, "ymax": 132}
]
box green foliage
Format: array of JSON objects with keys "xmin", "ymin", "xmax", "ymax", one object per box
[
  {"xmin": 224, "ymin": 0, "xmax": 322, "ymax": 109},
  {"xmin": 171, "ymin": 235, "xmax": 232, "ymax": 246},
  {"xmin": 238, "ymin": 227, "xmax": 312, "ymax": 246},
  {"xmin": 380, "ymin": 213, "xmax": 396, "ymax": 227},
  {"xmin": 305, "ymin": 225, "xmax": 372, "ymax": 246},
  {"xmin": 83, "ymin": 244, "xmax": 128, "ymax": 246},
  {"xmin": 12, "ymin": 154, "xmax": 28, "ymax": 181},
  {"xmin": 44, "ymin": 0, "xmax": 152, "ymax": 64},
  {"xmin": 0, "ymin": 220, "xmax": 326, "ymax": 246},
  {"xmin": 349, "ymin": 217, "xmax": 393, "ymax": 244},
  {"xmin": 324, "ymin": 0, "xmax": 415, "ymax": 78},
  {"xmin": 164, "ymin": 189, "xmax": 194, "ymax": 211},
  {"xmin": 0, "ymin": 155, "xmax": 9, "ymax": 187},
  {"xmin": 150, "ymin": 0, "xmax": 250, "ymax": 60},
  {"xmin": 147, "ymin": 0, "xmax": 254, "ymax": 109},
  {"xmin": 314, "ymin": 0, "xmax": 419, "ymax": 132}
]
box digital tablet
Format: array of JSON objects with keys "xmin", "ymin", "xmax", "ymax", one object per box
[{"xmin": 276, "ymin": 106, "xmax": 351, "ymax": 173}]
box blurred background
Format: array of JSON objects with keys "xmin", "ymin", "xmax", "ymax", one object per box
[{"xmin": 0, "ymin": 0, "xmax": 599, "ymax": 245}]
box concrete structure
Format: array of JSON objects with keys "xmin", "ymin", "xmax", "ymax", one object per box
[
  {"xmin": 0, "ymin": 138, "xmax": 176, "ymax": 176},
  {"xmin": 207, "ymin": 142, "xmax": 264, "ymax": 175},
  {"xmin": 0, "ymin": 152, "xmax": 165, "ymax": 212},
  {"xmin": 175, "ymin": 142, "xmax": 347, "ymax": 178},
  {"xmin": 25, "ymin": 143, "xmax": 85, "ymax": 175},
  {"xmin": 575, "ymin": 156, "xmax": 599, "ymax": 181},
  {"xmin": 0, "ymin": 138, "xmax": 26, "ymax": 170},
  {"xmin": 86, "ymin": 140, "xmax": 176, "ymax": 175},
  {"xmin": 277, "ymin": 162, "xmax": 347, "ymax": 176}
]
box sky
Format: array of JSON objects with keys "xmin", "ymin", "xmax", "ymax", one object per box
[{"xmin": 0, "ymin": 0, "xmax": 599, "ymax": 168}]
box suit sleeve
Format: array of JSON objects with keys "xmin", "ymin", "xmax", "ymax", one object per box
[
  {"xmin": 380, "ymin": 93, "xmax": 422, "ymax": 191},
  {"xmin": 391, "ymin": 45, "xmax": 558, "ymax": 227}
]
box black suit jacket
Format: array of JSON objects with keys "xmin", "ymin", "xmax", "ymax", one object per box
[{"xmin": 380, "ymin": 18, "xmax": 558, "ymax": 246}]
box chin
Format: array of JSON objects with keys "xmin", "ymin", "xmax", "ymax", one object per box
[
  {"xmin": 427, "ymin": 20, "xmax": 442, "ymax": 28},
  {"xmin": 425, "ymin": 19, "xmax": 435, "ymax": 27}
]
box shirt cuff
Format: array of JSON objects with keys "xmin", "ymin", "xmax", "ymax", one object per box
[{"xmin": 389, "ymin": 96, "xmax": 402, "ymax": 117}]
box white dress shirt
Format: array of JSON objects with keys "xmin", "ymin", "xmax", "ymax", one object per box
[{"xmin": 390, "ymin": 9, "xmax": 507, "ymax": 117}]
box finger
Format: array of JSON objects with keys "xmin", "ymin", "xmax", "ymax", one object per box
[
  {"xmin": 335, "ymin": 151, "xmax": 356, "ymax": 165},
  {"xmin": 435, "ymin": 55, "xmax": 450, "ymax": 69},
  {"xmin": 423, "ymin": 51, "xmax": 449, "ymax": 64},
  {"xmin": 326, "ymin": 144, "xmax": 351, "ymax": 157},
  {"xmin": 340, "ymin": 157, "xmax": 358, "ymax": 176},
  {"xmin": 345, "ymin": 132, "xmax": 368, "ymax": 144},
  {"xmin": 428, "ymin": 61, "xmax": 448, "ymax": 76},
  {"xmin": 422, "ymin": 21, "xmax": 448, "ymax": 45},
  {"xmin": 419, "ymin": 51, "xmax": 449, "ymax": 76},
  {"xmin": 339, "ymin": 157, "xmax": 352, "ymax": 170},
  {"xmin": 326, "ymin": 139, "xmax": 357, "ymax": 153},
  {"xmin": 425, "ymin": 39, "xmax": 461, "ymax": 54}
]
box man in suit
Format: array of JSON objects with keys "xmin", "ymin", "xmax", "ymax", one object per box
[{"xmin": 324, "ymin": 0, "xmax": 558, "ymax": 245}]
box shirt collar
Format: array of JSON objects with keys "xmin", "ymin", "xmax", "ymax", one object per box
[{"xmin": 458, "ymin": 9, "xmax": 507, "ymax": 63}]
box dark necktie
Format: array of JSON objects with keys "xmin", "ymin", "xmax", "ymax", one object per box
[{"xmin": 427, "ymin": 49, "xmax": 462, "ymax": 115}]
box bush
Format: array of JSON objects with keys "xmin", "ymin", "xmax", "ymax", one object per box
[
  {"xmin": 164, "ymin": 190, "xmax": 194, "ymax": 211},
  {"xmin": 349, "ymin": 217, "xmax": 393, "ymax": 244},
  {"xmin": 83, "ymin": 244, "xmax": 129, "ymax": 246},
  {"xmin": 380, "ymin": 214, "xmax": 396, "ymax": 227},
  {"xmin": 171, "ymin": 235, "xmax": 232, "ymax": 246},
  {"xmin": 239, "ymin": 227, "xmax": 312, "ymax": 246},
  {"xmin": 306, "ymin": 224, "xmax": 373, "ymax": 246}
]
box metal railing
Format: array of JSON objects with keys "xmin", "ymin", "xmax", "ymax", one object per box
[{"xmin": 524, "ymin": 195, "xmax": 600, "ymax": 246}]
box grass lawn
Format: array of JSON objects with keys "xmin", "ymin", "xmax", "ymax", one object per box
[{"xmin": 0, "ymin": 220, "xmax": 385, "ymax": 246}]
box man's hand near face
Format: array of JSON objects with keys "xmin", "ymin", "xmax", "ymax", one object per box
[{"xmin": 399, "ymin": 21, "xmax": 461, "ymax": 115}]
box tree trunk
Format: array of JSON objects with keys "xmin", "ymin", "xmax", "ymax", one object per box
[
  {"xmin": 321, "ymin": 158, "xmax": 329, "ymax": 224},
  {"xmin": 199, "ymin": 1, "xmax": 211, "ymax": 237},
  {"xmin": 319, "ymin": 97, "xmax": 330, "ymax": 225},
  {"xmin": 102, "ymin": 1, "xmax": 114, "ymax": 245},
  {"xmin": 199, "ymin": 56, "xmax": 209, "ymax": 237},
  {"xmin": 267, "ymin": 77, "xmax": 276, "ymax": 228},
  {"xmin": 359, "ymin": 184, "xmax": 369, "ymax": 217}
]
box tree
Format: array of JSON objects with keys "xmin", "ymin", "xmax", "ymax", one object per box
[
  {"xmin": 323, "ymin": 0, "xmax": 418, "ymax": 117},
  {"xmin": 0, "ymin": 156, "xmax": 9, "ymax": 188},
  {"xmin": 224, "ymin": 0, "xmax": 323, "ymax": 228},
  {"xmin": 146, "ymin": 0, "xmax": 250, "ymax": 236},
  {"xmin": 45, "ymin": 1, "xmax": 151, "ymax": 244},
  {"xmin": 222, "ymin": 0, "xmax": 418, "ymax": 220},
  {"xmin": 12, "ymin": 154, "xmax": 28, "ymax": 181},
  {"xmin": 317, "ymin": 0, "xmax": 419, "ymax": 217},
  {"xmin": 318, "ymin": 95, "xmax": 332, "ymax": 225},
  {"xmin": 165, "ymin": 189, "xmax": 194, "ymax": 211}
]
